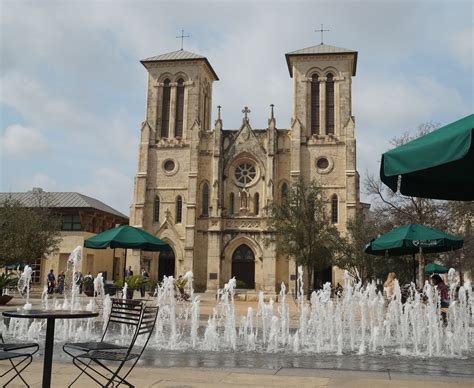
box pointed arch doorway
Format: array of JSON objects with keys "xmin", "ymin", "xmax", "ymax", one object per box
[
  {"xmin": 158, "ymin": 248, "xmax": 175, "ymax": 280},
  {"xmin": 231, "ymin": 244, "xmax": 255, "ymax": 289}
]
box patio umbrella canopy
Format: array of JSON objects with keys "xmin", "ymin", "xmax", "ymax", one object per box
[
  {"xmin": 380, "ymin": 114, "xmax": 474, "ymax": 200},
  {"xmin": 364, "ymin": 224, "xmax": 463, "ymax": 256},
  {"xmin": 84, "ymin": 225, "xmax": 170, "ymax": 252},
  {"xmin": 424, "ymin": 263, "xmax": 449, "ymax": 274},
  {"xmin": 364, "ymin": 224, "xmax": 463, "ymax": 286},
  {"xmin": 84, "ymin": 225, "xmax": 170, "ymax": 281}
]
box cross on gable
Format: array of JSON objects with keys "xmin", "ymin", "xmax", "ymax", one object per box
[
  {"xmin": 314, "ymin": 24, "xmax": 329, "ymax": 44},
  {"xmin": 242, "ymin": 106, "xmax": 251, "ymax": 122}
]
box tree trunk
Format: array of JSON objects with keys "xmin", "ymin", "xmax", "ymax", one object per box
[{"xmin": 307, "ymin": 266, "xmax": 314, "ymax": 299}]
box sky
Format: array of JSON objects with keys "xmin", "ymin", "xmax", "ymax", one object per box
[{"xmin": 1, "ymin": 0, "xmax": 472, "ymax": 215}]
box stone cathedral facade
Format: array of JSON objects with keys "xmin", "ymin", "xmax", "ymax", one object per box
[{"xmin": 130, "ymin": 43, "xmax": 360, "ymax": 294}]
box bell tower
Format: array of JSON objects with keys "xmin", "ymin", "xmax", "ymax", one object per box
[
  {"xmin": 130, "ymin": 49, "xmax": 218, "ymax": 281},
  {"xmin": 285, "ymin": 43, "xmax": 359, "ymax": 227}
]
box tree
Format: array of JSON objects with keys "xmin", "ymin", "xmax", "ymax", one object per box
[
  {"xmin": 443, "ymin": 201, "xmax": 474, "ymax": 283},
  {"xmin": 0, "ymin": 191, "xmax": 62, "ymax": 266},
  {"xmin": 332, "ymin": 210, "xmax": 380, "ymax": 283},
  {"xmin": 365, "ymin": 122, "xmax": 448, "ymax": 286},
  {"xmin": 267, "ymin": 178, "xmax": 339, "ymax": 292}
]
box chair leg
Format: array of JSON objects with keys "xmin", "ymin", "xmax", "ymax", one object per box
[
  {"xmin": 2, "ymin": 355, "xmax": 32, "ymax": 387},
  {"xmin": 7, "ymin": 356, "xmax": 31, "ymax": 387},
  {"xmin": 69, "ymin": 357, "xmax": 105, "ymax": 387},
  {"xmin": 67, "ymin": 357, "xmax": 93, "ymax": 387}
]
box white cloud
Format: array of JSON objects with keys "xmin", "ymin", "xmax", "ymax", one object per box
[
  {"xmin": 0, "ymin": 73, "xmax": 96, "ymax": 134},
  {"xmin": 355, "ymin": 74, "xmax": 471, "ymax": 134},
  {"xmin": 0, "ymin": 0, "xmax": 472, "ymax": 211},
  {"xmin": 0, "ymin": 124, "xmax": 49, "ymax": 158},
  {"xmin": 446, "ymin": 28, "xmax": 474, "ymax": 69},
  {"xmin": 73, "ymin": 168, "xmax": 133, "ymax": 215},
  {"xmin": 0, "ymin": 73, "xmax": 138, "ymax": 165}
]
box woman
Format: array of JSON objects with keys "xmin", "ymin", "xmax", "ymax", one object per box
[
  {"xmin": 383, "ymin": 272, "xmax": 397, "ymax": 299},
  {"xmin": 431, "ymin": 274, "xmax": 450, "ymax": 326}
]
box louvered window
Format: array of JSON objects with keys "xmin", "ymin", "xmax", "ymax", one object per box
[
  {"xmin": 230, "ymin": 193, "xmax": 235, "ymax": 214},
  {"xmin": 310, "ymin": 74, "xmax": 320, "ymax": 135},
  {"xmin": 326, "ymin": 73, "xmax": 335, "ymax": 135},
  {"xmin": 281, "ymin": 183, "xmax": 288, "ymax": 204},
  {"xmin": 153, "ymin": 197, "xmax": 160, "ymax": 223},
  {"xmin": 203, "ymin": 94, "xmax": 208, "ymax": 131},
  {"xmin": 202, "ymin": 183, "xmax": 209, "ymax": 216},
  {"xmin": 331, "ymin": 194, "xmax": 338, "ymax": 223},
  {"xmin": 161, "ymin": 79, "xmax": 171, "ymax": 138},
  {"xmin": 176, "ymin": 196, "xmax": 183, "ymax": 223},
  {"xmin": 175, "ymin": 79, "xmax": 184, "ymax": 137}
]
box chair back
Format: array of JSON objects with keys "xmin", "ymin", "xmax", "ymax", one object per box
[
  {"xmin": 101, "ymin": 299, "xmax": 144, "ymax": 343},
  {"xmin": 128, "ymin": 306, "xmax": 159, "ymax": 355}
]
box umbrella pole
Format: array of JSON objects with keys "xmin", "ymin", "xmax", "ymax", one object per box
[
  {"xmin": 412, "ymin": 253, "xmax": 416, "ymax": 285},
  {"xmin": 418, "ymin": 247, "xmax": 424, "ymax": 288},
  {"xmin": 123, "ymin": 249, "xmax": 128, "ymax": 282}
]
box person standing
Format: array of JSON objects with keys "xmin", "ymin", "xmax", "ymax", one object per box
[
  {"xmin": 383, "ymin": 272, "xmax": 397, "ymax": 299},
  {"xmin": 126, "ymin": 266, "xmax": 134, "ymax": 279},
  {"xmin": 57, "ymin": 271, "xmax": 65, "ymax": 294},
  {"xmin": 140, "ymin": 268, "xmax": 149, "ymax": 298},
  {"xmin": 47, "ymin": 269, "xmax": 56, "ymax": 294}
]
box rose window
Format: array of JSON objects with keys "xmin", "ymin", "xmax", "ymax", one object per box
[{"xmin": 234, "ymin": 163, "xmax": 256, "ymax": 185}]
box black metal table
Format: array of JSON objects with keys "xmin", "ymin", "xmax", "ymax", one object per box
[{"xmin": 3, "ymin": 309, "xmax": 98, "ymax": 388}]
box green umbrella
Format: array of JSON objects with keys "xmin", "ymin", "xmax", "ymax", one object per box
[
  {"xmin": 424, "ymin": 263, "xmax": 449, "ymax": 274},
  {"xmin": 84, "ymin": 225, "xmax": 170, "ymax": 280},
  {"xmin": 380, "ymin": 114, "xmax": 474, "ymax": 200},
  {"xmin": 364, "ymin": 224, "xmax": 463, "ymax": 286}
]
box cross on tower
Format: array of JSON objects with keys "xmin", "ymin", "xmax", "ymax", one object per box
[
  {"xmin": 315, "ymin": 24, "xmax": 329, "ymax": 45},
  {"xmin": 242, "ymin": 106, "xmax": 251, "ymax": 122},
  {"xmin": 176, "ymin": 29, "xmax": 190, "ymax": 50}
]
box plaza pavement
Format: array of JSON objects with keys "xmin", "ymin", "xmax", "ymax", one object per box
[{"xmin": 4, "ymin": 363, "xmax": 474, "ymax": 387}]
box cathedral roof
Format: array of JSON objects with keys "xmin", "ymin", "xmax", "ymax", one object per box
[
  {"xmin": 285, "ymin": 43, "xmax": 357, "ymax": 77},
  {"xmin": 141, "ymin": 49, "xmax": 219, "ymax": 80}
]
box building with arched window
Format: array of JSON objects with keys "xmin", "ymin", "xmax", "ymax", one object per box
[{"xmin": 131, "ymin": 43, "xmax": 360, "ymax": 294}]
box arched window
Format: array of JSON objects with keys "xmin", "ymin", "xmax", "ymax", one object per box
[
  {"xmin": 281, "ymin": 183, "xmax": 288, "ymax": 204},
  {"xmin": 331, "ymin": 194, "xmax": 338, "ymax": 223},
  {"xmin": 176, "ymin": 196, "xmax": 183, "ymax": 223},
  {"xmin": 229, "ymin": 193, "xmax": 235, "ymax": 215},
  {"xmin": 153, "ymin": 197, "xmax": 160, "ymax": 223},
  {"xmin": 175, "ymin": 78, "xmax": 185, "ymax": 138},
  {"xmin": 202, "ymin": 183, "xmax": 209, "ymax": 216},
  {"xmin": 310, "ymin": 73, "xmax": 320, "ymax": 135},
  {"xmin": 326, "ymin": 73, "xmax": 335, "ymax": 135},
  {"xmin": 161, "ymin": 79, "xmax": 171, "ymax": 138},
  {"xmin": 254, "ymin": 193, "xmax": 260, "ymax": 215}
]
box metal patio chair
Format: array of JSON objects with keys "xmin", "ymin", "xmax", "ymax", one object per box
[
  {"xmin": 64, "ymin": 300, "xmax": 158, "ymax": 387},
  {"xmin": 64, "ymin": 298, "xmax": 143, "ymax": 355},
  {"xmin": 0, "ymin": 333, "xmax": 39, "ymax": 387}
]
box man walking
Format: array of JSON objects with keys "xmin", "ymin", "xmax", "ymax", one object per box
[{"xmin": 47, "ymin": 269, "xmax": 55, "ymax": 294}]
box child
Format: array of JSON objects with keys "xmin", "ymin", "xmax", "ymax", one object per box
[{"xmin": 431, "ymin": 274, "xmax": 450, "ymax": 326}]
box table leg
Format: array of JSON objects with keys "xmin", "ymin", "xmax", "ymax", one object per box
[{"xmin": 43, "ymin": 318, "xmax": 55, "ymax": 388}]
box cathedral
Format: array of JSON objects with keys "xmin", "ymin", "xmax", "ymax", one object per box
[{"xmin": 130, "ymin": 42, "xmax": 360, "ymax": 294}]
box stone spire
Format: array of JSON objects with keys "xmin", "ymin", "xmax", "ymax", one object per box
[{"xmin": 268, "ymin": 104, "xmax": 276, "ymax": 127}]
